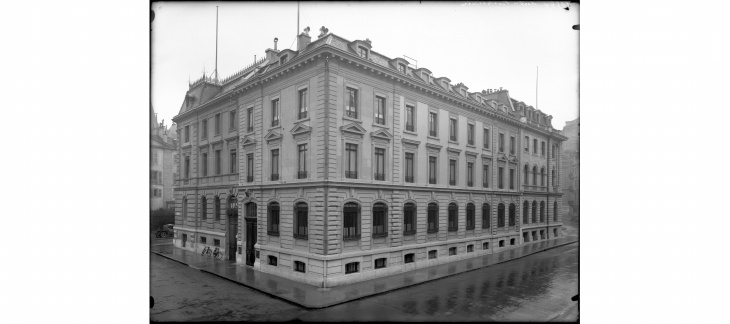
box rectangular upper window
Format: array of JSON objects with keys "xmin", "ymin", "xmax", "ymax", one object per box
[
  {"xmin": 230, "ymin": 150, "xmax": 237, "ymax": 173},
  {"xmin": 247, "ymin": 153, "xmax": 254, "ymax": 182},
  {"xmin": 498, "ymin": 166, "xmax": 504, "ymax": 189},
  {"xmin": 271, "ymin": 149, "xmax": 279, "ymax": 180},
  {"xmin": 405, "ymin": 152, "xmax": 414, "ymax": 183},
  {"xmin": 201, "ymin": 119, "xmax": 208, "ymax": 139},
  {"xmin": 375, "ymin": 96, "xmax": 386, "ymax": 125},
  {"xmin": 483, "ymin": 128, "xmax": 490, "ymax": 149},
  {"xmin": 483, "ymin": 164, "xmax": 489, "ymax": 188},
  {"xmin": 185, "ymin": 125, "xmax": 190, "ymax": 142},
  {"xmin": 398, "ymin": 64, "xmax": 406, "ymax": 74},
  {"xmin": 345, "ymin": 143, "xmax": 358, "ymax": 179},
  {"xmin": 184, "ymin": 156, "xmax": 190, "ymax": 178},
  {"xmin": 525, "ymin": 136, "xmax": 530, "ymax": 151},
  {"xmin": 449, "ymin": 118, "xmax": 457, "ymax": 141},
  {"xmin": 271, "ymin": 99, "xmax": 280, "ymax": 127},
  {"xmin": 449, "ymin": 159, "xmax": 456, "ymax": 185},
  {"xmin": 510, "ymin": 136, "xmax": 515, "ymax": 155},
  {"xmin": 429, "ymin": 112, "xmax": 438, "ymax": 136},
  {"xmin": 541, "ymin": 141, "xmax": 546, "ymax": 156},
  {"xmin": 499, "ymin": 133, "xmax": 505, "ymax": 153},
  {"xmin": 533, "ymin": 138, "xmax": 538, "ymax": 154},
  {"xmin": 467, "ymin": 162, "xmax": 474, "ymax": 187},
  {"xmin": 405, "ymin": 104, "xmax": 415, "ymax": 131},
  {"xmin": 214, "ymin": 113, "xmax": 220, "ymax": 135},
  {"xmin": 298, "ymin": 144, "xmax": 308, "ymax": 177},
  {"xmin": 346, "ymin": 87, "xmax": 358, "ymax": 118},
  {"xmin": 467, "ymin": 124, "xmax": 474, "ymax": 145},
  {"xmin": 299, "ymin": 88, "xmax": 308, "ymax": 119},
  {"xmin": 201, "ymin": 153, "xmax": 208, "ymax": 177},
  {"xmin": 374, "ymin": 148, "xmax": 385, "ymax": 181},
  {"xmin": 509, "ymin": 168, "xmax": 515, "ymax": 190},
  {"xmin": 247, "ymin": 108, "xmax": 253, "ymax": 131},
  {"xmin": 428, "ymin": 156, "xmax": 437, "ymax": 184},
  {"xmin": 230, "ymin": 110, "xmax": 236, "ymax": 131},
  {"xmin": 215, "ymin": 149, "xmax": 221, "ymax": 175}
]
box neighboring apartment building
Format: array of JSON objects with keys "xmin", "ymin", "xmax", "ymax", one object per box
[
  {"xmin": 151, "ymin": 106, "xmax": 178, "ymax": 210},
  {"xmin": 172, "ymin": 28, "xmax": 567, "ymax": 287},
  {"xmin": 561, "ymin": 118, "xmax": 579, "ymax": 221}
]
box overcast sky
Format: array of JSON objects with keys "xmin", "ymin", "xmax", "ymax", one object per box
[{"xmin": 152, "ymin": 1, "xmax": 579, "ymax": 129}]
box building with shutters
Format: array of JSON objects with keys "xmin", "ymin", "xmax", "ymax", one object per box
[{"xmin": 171, "ymin": 27, "xmax": 568, "ymax": 287}]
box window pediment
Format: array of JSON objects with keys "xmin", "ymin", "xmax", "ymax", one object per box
[
  {"xmin": 241, "ymin": 136, "xmax": 256, "ymax": 147},
  {"xmin": 264, "ymin": 130, "xmax": 283, "ymax": 143},
  {"xmin": 401, "ymin": 138, "xmax": 421, "ymax": 147},
  {"xmin": 447, "ymin": 147, "xmax": 462, "ymax": 155},
  {"xmin": 340, "ymin": 122, "xmax": 367, "ymax": 137},
  {"xmin": 290, "ymin": 122, "xmax": 312, "ymax": 136},
  {"xmin": 370, "ymin": 129, "xmax": 393, "ymax": 142},
  {"xmin": 425, "ymin": 143, "xmax": 443, "ymax": 151}
]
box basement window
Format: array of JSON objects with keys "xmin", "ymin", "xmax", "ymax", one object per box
[
  {"xmin": 467, "ymin": 244, "xmax": 474, "ymax": 253},
  {"xmin": 428, "ymin": 250, "xmax": 437, "ymax": 259},
  {"xmin": 374, "ymin": 258, "xmax": 387, "ymax": 269},
  {"xmin": 554, "ymin": 229, "xmax": 558, "ymax": 237},
  {"xmin": 213, "ymin": 239, "xmax": 220, "ymax": 247},
  {"xmin": 404, "ymin": 253, "xmax": 415, "ymax": 264},
  {"xmin": 449, "ymin": 247, "xmax": 457, "ymax": 256},
  {"xmin": 510, "ymin": 238, "xmax": 516, "ymax": 245},
  {"xmin": 294, "ymin": 261, "xmax": 306, "ymax": 273},
  {"xmin": 483, "ymin": 242, "xmax": 489, "ymax": 250},
  {"xmin": 345, "ymin": 262, "xmax": 360, "ymax": 274},
  {"xmin": 268, "ymin": 256, "xmax": 278, "ymax": 266},
  {"xmin": 499, "ymin": 240, "xmax": 505, "ymax": 247},
  {"xmin": 200, "ymin": 236, "xmax": 206, "ymax": 244}
]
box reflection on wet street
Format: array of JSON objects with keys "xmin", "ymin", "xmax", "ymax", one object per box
[{"xmin": 300, "ymin": 243, "xmax": 578, "ymax": 322}]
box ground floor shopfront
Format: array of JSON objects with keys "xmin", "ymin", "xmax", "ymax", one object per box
[{"xmin": 172, "ymin": 183, "xmax": 563, "ymax": 287}]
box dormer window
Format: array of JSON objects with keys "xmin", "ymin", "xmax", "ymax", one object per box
[
  {"xmin": 358, "ymin": 46, "xmax": 368, "ymax": 59},
  {"xmin": 280, "ymin": 55, "xmax": 288, "ymax": 65},
  {"xmin": 422, "ymin": 73, "xmax": 429, "ymax": 82},
  {"xmin": 443, "ymin": 81, "xmax": 449, "ymax": 89},
  {"xmin": 398, "ymin": 63, "xmax": 406, "ymax": 74}
]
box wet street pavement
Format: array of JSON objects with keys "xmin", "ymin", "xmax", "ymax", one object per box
[{"xmin": 151, "ymin": 241, "xmax": 578, "ymax": 321}]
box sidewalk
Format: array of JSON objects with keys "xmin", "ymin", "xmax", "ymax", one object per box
[{"xmin": 151, "ymin": 236, "xmax": 578, "ymax": 309}]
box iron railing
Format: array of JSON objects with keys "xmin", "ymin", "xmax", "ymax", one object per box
[
  {"xmin": 374, "ymin": 173, "xmax": 385, "ymax": 181},
  {"xmin": 271, "ymin": 174, "xmax": 279, "ymax": 181},
  {"xmin": 345, "ymin": 171, "xmax": 358, "ymax": 179},
  {"xmin": 298, "ymin": 171, "xmax": 308, "ymax": 179}
]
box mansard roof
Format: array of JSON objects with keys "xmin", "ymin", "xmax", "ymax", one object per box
[{"xmin": 174, "ymin": 30, "xmax": 564, "ymax": 139}]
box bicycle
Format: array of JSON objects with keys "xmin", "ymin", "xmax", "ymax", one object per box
[
  {"xmin": 212, "ymin": 247, "xmax": 223, "ymax": 260},
  {"xmin": 201, "ymin": 245, "xmax": 213, "ymax": 258}
]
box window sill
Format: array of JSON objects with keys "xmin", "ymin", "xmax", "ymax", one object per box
[
  {"xmin": 448, "ymin": 140, "xmax": 459, "ymax": 145},
  {"xmin": 427, "ymin": 229, "xmax": 439, "ymax": 234},
  {"xmin": 372, "ymin": 233, "xmax": 388, "ymax": 238},
  {"xmin": 293, "ymin": 234, "xmax": 308, "ymax": 240},
  {"xmin": 268, "ymin": 125, "xmax": 282, "ymax": 132},
  {"xmin": 448, "ymin": 228, "xmax": 458, "ymax": 232},
  {"xmin": 466, "ymin": 144, "xmax": 476, "ymax": 149},
  {"xmin": 403, "ymin": 130, "xmax": 418, "ymax": 136},
  {"xmin": 427, "ymin": 135, "xmax": 439, "ymax": 141},
  {"xmin": 296, "ymin": 116, "xmax": 311, "ymax": 123},
  {"xmin": 403, "ymin": 230, "xmax": 416, "ymax": 236},
  {"xmin": 372, "ymin": 122, "xmax": 388, "ymax": 129},
  {"xmin": 343, "ymin": 235, "xmax": 361, "ymax": 241},
  {"xmin": 267, "ymin": 231, "xmax": 280, "ymax": 236},
  {"xmin": 342, "ymin": 116, "xmax": 362, "ymax": 123}
]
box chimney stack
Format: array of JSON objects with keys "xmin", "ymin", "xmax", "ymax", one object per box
[
  {"xmin": 274, "ymin": 37, "xmax": 278, "ymax": 51},
  {"xmin": 297, "ymin": 27, "xmax": 311, "ymax": 52}
]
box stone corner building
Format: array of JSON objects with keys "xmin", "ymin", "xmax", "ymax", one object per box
[
  {"xmin": 172, "ymin": 29, "xmax": 568, "ymax": 287},
  {"xmin": 151, "ymin": 106, "xmax": 178, "ymax": 210}
]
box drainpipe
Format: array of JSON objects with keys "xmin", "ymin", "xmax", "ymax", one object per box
[
  {"xmin": 322, "ymin": 54, "xmax": 330, "ymax": 288},
  {"xmin": 194, "ymin": 109, "xmax": 200, "ymax": 252}
]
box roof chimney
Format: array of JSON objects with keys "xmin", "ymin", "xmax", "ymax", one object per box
[
  {"xmin": 274, "ymin": 37, "xmax": 278, "ymax": 51},
  {"xmin": 297, "ymin": 27, "xmax": 311, "ymax": 52}
]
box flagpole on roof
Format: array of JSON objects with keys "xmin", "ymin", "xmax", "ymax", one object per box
[
  {"xmin": 297, "ymin": 1, "xmax": 300, "ymax": 48},
  {"xmin": 536, "ymin": 66, "xmax": 539, "ymax": 110},
  {"xmin": 214, "ymin": 6, "xmax": 219, "ymax": 82}
]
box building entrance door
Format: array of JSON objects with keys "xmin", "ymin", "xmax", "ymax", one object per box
[
  {"xmin": 244, "ymin": 202, "xmax": 257, "ymax": 266},
  {"xmin": 182, "ymin": 234, "xmax": 187, "ymax": 247},
  {"xmin": 228, "ymin": 214, "xmax": 238, "ymax": 261}
]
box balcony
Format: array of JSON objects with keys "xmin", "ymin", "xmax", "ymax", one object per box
[
  {"xmin": 247, "ymin": 176, "xmax": 254, "ymax": 182},
  {"xmin": 405, "ymin": 124, "xmax": 414, "ymax": 132},
  {"xmin": 374, "ymin": 173, "xmax": 385, "ymax": 181},
  {"xmin": 345, "ymin": 171, "xmax": 358, "ymax": 179},
  {"xmin": 405, "ymin": 175, "xmax": 414, "ymax": 183},
  {"xmin": 271, "ymin": 174, "xmax": 279, "ymax": 181},
  {"xmin": 298, "ymin": 171, "xmax": 308, "ymax": 179},
  {"xmin": 429, "ymin": 178, "xmax": 436, "ymax": 184}
]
